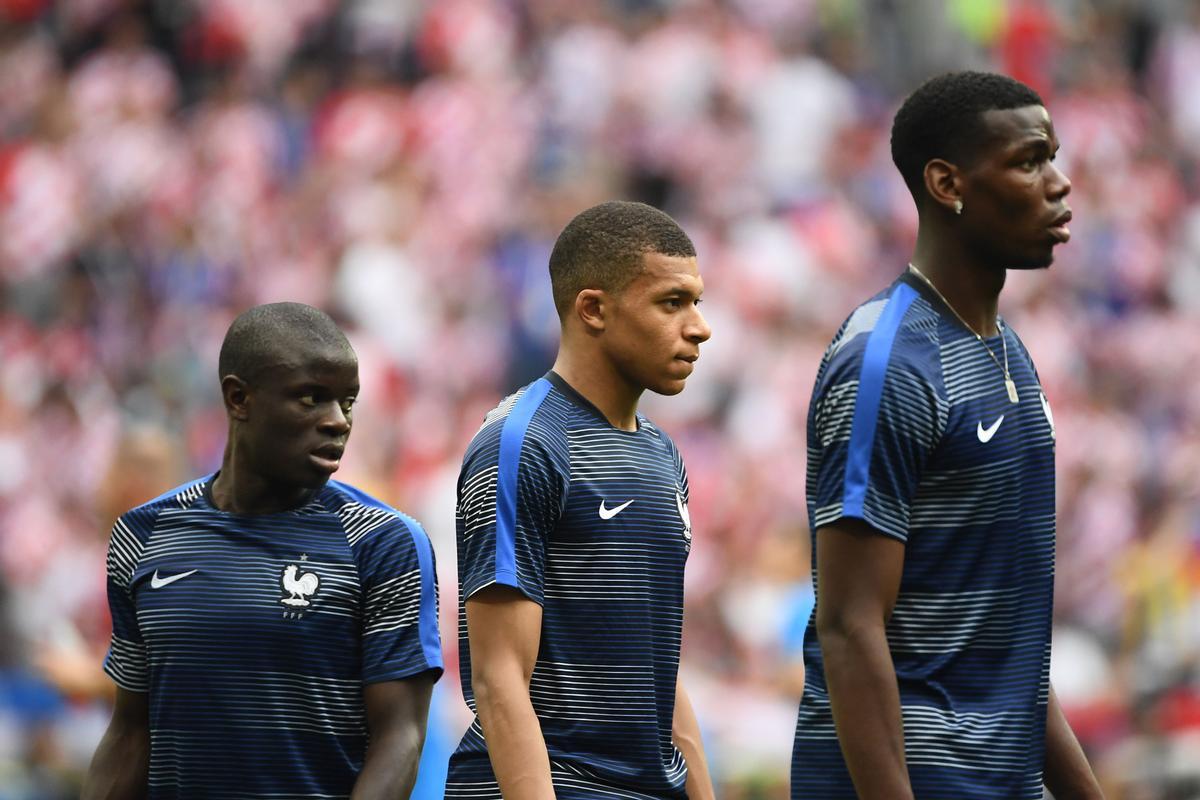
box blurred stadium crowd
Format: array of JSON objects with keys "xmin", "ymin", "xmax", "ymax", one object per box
[{"xmin": 1, "ymin": 0, "xmax": 1199, "ymax": 797}]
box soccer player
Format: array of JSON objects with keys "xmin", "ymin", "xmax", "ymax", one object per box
[
  {"xmin": 82, "ymin": 303, "xmax": 443, "ymax": 800},
  {"xmin": 791, "ymin": 71, "xmax": 1103, "ymax": 799},
  {"xmin": 445, "ymin": 201, "xmax": 716, "ymax": 799}
]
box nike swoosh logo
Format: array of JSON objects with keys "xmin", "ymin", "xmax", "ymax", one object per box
[
  {"xmin": 150, "ymin": 569, "xmax": 198, "ymax": 589},
  {"xmin": 977, "ymin": 415, "xmax": 1004, "ymax": 443},
  {"xmin": 598, "ymin": 499, "xmax": 634, "ymax": 520}
]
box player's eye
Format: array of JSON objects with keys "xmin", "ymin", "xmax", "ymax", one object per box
[
  {"xmin": 340, "ymin": 397, "xmax": 357, "ymax": 413},
  {"xmin": 299, "ymin": 394, "xmax": 318, "ymax": 408}
]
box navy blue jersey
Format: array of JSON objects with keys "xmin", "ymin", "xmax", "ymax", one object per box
[
  {"xmin": 791, "ymin": 271, "xmax": 1057, "ymax": 799},
  {"xmin": 446, "ymin": 372, "xmax": 693, "ymax": 800},
  {"xmin": 102, "ymin": 476, "xmax": 443, "ymax": 800}
]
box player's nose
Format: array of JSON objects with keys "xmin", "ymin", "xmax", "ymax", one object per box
[
  {"xmin": 685, "ymin": 306, "xmax": 712, "ymax": 344},
  {"xmin": 319, "ymin": 403, "xmax": 351, "ymax": 434},
  {"xmin": 1047, "ymin": 160, "xmax": 1071, "ymax": 199}
]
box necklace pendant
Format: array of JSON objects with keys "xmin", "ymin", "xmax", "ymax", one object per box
[{"xmin": 1006, "ymin": 378, "xmax": 1019, "ymax": 404}]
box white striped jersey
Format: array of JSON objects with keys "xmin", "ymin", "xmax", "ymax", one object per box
[
  {"xmin": 102, "ymin": 475, "xmax": 443, "ymax": 799},
  {"xmin": 446, "ymin": 372, "xmax": 693, "ymax": 800},
  {"xmin": 792, "ymin": 271, "xmax": 1058, "ymax": 799}
]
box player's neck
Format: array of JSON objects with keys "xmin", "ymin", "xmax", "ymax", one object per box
[
  {"xmin": 551, "ymin": 350, "xmax": 641, "ymax": 432},
  {"xmin": 911, "ymin": 234, "xmax": 1006, "ymax": 336},
  {"xmin": 211, "ymin": 455, "xmax": 316, "ymax": 515}
]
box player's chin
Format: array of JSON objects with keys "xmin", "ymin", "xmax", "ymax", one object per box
[
  {"xmin": 296, "ymin": 460, "xmax": 338, "ymax": 487},
  {"xmin": 647, "ymin": 375, "xmax": 691, "ymax": 396},
  {"xmin": 1007, "ymin": 244, "xmax": 1057, "ymax": 271}
]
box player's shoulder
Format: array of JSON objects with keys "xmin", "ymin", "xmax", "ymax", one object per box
[
  {"xmin": 321, "ymin": 480, "xmax": 430, "ymax": 554},
  {"xmin": 822, "ymin": 274, "xmax": 942, "ymax": 376},
  {"xmin": 1003, "ymin": 318, "xmax": 1035, "ymax": 362},
  {"xmin": 634, "ymin": 414, "xmax": 683, "ymax": 460},
  {"xmin": 124, "ymin": 474, "xmax": 209, "ymax": 515},
  {"xmin": 115, "ymin": 474, "xmax": 210, "ymax": 536},
  {"xmin": 464, "ymin": 375, "xmax": 573, "ymax": 464}
]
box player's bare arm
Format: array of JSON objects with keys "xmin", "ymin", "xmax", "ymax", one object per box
[
  {"xmin": 672, "ymin": 681, "xmax": 715, "ymax": 800},
  {"xmin": 350, "ymin": 675, "xmax": 437, "ymax": 800},
  {"xmin": 82, "ymin": 687, "xmax": 150, "ymax": 800},
  {"xmin": 815, "ymin": 518, "xmax": 914, "ymax": 800},
  {"xmin": 467, "ymin": 585, "xmax": 556, "ymax": 800},
  {"xmin": 1043, "ymin": 686, "xmax": 1104, "ymax": 799}
]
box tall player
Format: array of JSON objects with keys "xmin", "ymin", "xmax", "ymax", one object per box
[
  {"xmin": 445, "ymin": 202, "xmax": 716, "ymax": 799},
  {"xmin": 83, "ymin": 303, "xmax": 442, "ymax": 800},
  {"xmin": 791, "ymin": 72, "xmax": 1103, "ymax": 799}
]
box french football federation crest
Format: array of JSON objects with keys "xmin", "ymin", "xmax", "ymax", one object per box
[
  {"xmin": 280, "ymin": 556, "xmax": 320, "ymax": 609},
  {"xmin": 676, "ymin": 492, "xmax": 692, "ymax": 543}
]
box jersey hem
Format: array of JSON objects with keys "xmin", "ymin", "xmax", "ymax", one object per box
[
  {"xmin": 102, "ymin": 662, "xmax": 149, "ymax": 694},
  {"xmin": 464, "ymin": 572, "xmax": 544, "ymax": 606},
  {"xmin": 363, "ymin": 663, "xmax": 445, "ymax": 685},
  {"xmin": 816, "ymin": 508, "xmax": 909, "ymax": 543}
]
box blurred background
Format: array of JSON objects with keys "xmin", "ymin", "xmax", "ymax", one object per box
[{"xmin": 1, "ymin": 0, "xmax": 1199, "ymax": 797}]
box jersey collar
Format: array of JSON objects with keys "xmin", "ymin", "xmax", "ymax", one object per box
[{"xmin": 544, "ymin": 371, "xmax": 644, "ymax": 433}]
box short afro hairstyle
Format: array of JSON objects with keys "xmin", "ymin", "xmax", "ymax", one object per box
[
  {"xmin": 548, "ymin": 201, "xmax": 696, "ymax": 317},
  {"xmin": 218, "ymin": 302, "xmax": 352, "ymax": 386},
  {"xmin": 891, "ymin": 70, "xmax": 1043, "ymax": 200}
]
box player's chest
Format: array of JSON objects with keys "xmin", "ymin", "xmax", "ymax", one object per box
[
  {"xmin": 131, "ymin": 517, "xmax": 360, "ymax": 633},
  {"xmin": 557, "ymin": 436, "xmax": 692, "ymax": 556},
  {"xmin": 933, "ymin": 371, "xmax": 1056, "ymax": 474}
]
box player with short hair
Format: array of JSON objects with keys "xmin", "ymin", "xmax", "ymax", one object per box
[
  {"xmin": 83, "ymin": 302, "xmax": 442, "ymax": 800},
  {"xmin": 445, "ymin": 201, "xmax": 716, "ymax": 799},
  {"xmin": 790, "ymin": 71, "xmax": 1103, "ymax": 799}
]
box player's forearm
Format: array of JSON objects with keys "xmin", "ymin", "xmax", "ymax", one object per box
[
  {"xmin": 350, "ymin": 723, "xmax": 424, "ymax": 800},
  {"xmin": 1043, "ymin": 685, "xmax": 1104, "ymax": 800},
  {"xmin": 818, "ymin": 616, "xmax": 914, "ymax": 800},
  {"xmin": 353, "ymin": 676, "xmax": 435, "ymax": 799},
  {"xmin": 474, "ymin": 677, "xmax": 557, "ymax": 799},
  {"xmin": 81, "ymin": 720, "xmax": 149, "ymax": 800},
  {"xmin": 672, "ymin": 682, "xmax": 715, "ymax": 800}
]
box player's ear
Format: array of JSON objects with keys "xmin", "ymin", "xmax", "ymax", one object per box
[
  {"xmin": 221, "ymin": 375, "xmax": 252, "ymax": 421},
  {"xmin": 923, "ymin": 158, "xmax": 963, "ymax": 216},
  {"xmin": 574, "ymin": 289, "xmax": 607, "ymax": 334}
]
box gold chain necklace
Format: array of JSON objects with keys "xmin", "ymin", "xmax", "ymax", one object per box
[{"xmin": 907, "ymin": 263, "xmax": 1018, "ymax": 404}]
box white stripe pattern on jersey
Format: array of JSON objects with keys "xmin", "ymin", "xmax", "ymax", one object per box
[
  {"xmin": 336, "ymin": 501, "xmax": 396, "ymax": 547},
  {"xmin": 362, "ymin": 571, "xmax": 422, "ymax": 635}
]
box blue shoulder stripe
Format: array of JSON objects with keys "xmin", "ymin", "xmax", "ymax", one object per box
[
  {"xmin": 327, "ymin": 480, "xmax": 444, "ymax": 672},
  {"xmin": 326, "ymin": 479, "xmax": 395, "ymax": 513},
  {"xmin": 404, "ymin": 515, "xmax": 444, "ymax": 672},
  {"xmin": 842, "ymin": 283, "xmax": 918, "ymax": 516},
  {"xmin": 495, "ymin": 378, "xmax": 554, "ymax": 586}
]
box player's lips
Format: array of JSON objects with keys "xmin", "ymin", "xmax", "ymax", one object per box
[
  {"xmin": 674, "ymin": 355, "xmax": 698, "ymax": 374},
  {"xmin": 310, "ymin": 444, "xmax": 344, "ymax": 472},
  {"xmin": 1048, "ymin": 209, "xmax": 1072, "ymax": 243}
]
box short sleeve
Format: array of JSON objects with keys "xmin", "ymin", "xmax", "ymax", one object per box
[
  {"xmin": 808, "ymin": 293, "xmax": 944, "ymax": 542},
  {"xmin": 354, "ymin": 516, "xmax": 444, "ymax": 684},
  {"xmin": 102, "ymin": 516, "xmax": 149, "ymax": 692},
  {"xmin": 457, "ymin": 409, "xmax": 566, "ymax": 606}
]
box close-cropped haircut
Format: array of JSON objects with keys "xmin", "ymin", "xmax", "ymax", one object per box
[
  {"xmin": 891, "ymin": 70, "xmax": 1043, "ymax": 200},
  {"xmin": 548, "ymin": 201, "xmax": 696, "ymax": 317},
  {"xmin": 218, "ymin": 302, "xmax": 351, "ymax": 386}
]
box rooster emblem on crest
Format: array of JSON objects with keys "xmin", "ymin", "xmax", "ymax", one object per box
[{"xmin": 280, "ymin": 558, "xmax": 320, "ymax": 608}]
